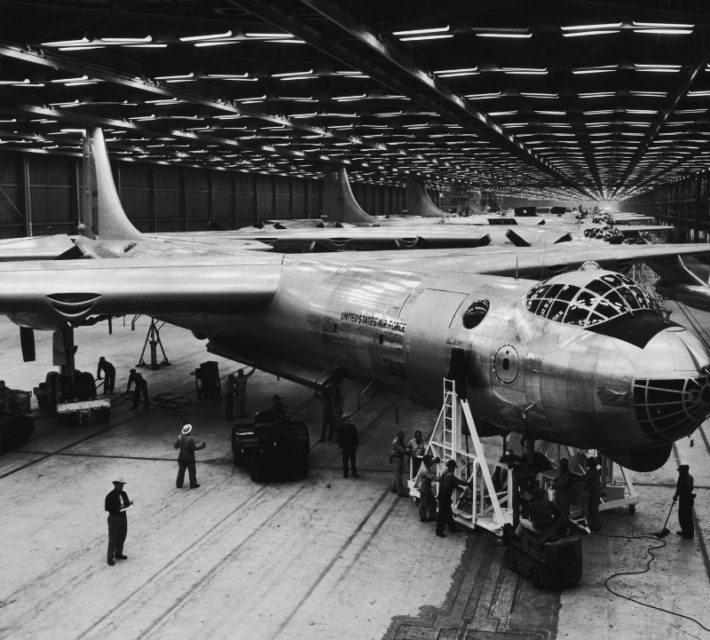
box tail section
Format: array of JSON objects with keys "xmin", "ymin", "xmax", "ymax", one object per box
[
  {"xmin": 405, "ymin": 175, "xmax": 447, "ymax": 218},
  {"xmin": 321, "ymin": 167, "xmax": 374, "ymax": 224},
  {"xmin": 90, "ymin": 128, "xmax": 143, "ymax": 241}
]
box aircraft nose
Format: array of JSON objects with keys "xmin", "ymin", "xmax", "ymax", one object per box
[{"xmin": 633, "ymin": 327, "xmax": 710, "ymax": 444}]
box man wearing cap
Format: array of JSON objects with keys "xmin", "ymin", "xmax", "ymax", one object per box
[
  {"xmin": 174, "ymin": 424, "xmax": 206, "ymax": 489},
  {"xmin": 96, "ymin": 357, "xmax": 116, "ymax": 395},
  {"xmin": 127, "ymin": 368, "xmax": 149, "ymax": 410},
  {"xmin": 674, "ymin": 464, "xmax": 695, "ymax": 539},
  {"xmin": 418, "ymin": 455, "xmax": 440, "ymax": 523},
  {"xmin": 408, "ymin": 430, "xmax": 426, "ymax": 477},
  {"xmin": 272, "ymin": 395, "xmax": 288, "ymax": 419},
  {"xmin": 105, "ymin": 477, "xmax": 132, "ymax": 566},
  {"xmin": 435, "ymin": 460, "xmax": 468, "ymax": 538}
]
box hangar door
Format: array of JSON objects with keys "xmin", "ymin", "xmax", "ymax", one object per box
[{"xmin": 403, "ymin": 289, "xmax": 468, "ymax": 395}]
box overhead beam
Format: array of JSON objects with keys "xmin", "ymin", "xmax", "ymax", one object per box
[
  {"xmin": 611, "ymin": 31, "xmax": 710, "ymax": 199},
  {"xmin": 0, "ymin": 103, "xmax": 397, "ymax": 176},
  {"xmin": 232, "ymin": 0, "xmax": 592, "ymax": 198},
  {"xmin": 0, "ymin": 40, "xmax": 390, "ymax": 153}
]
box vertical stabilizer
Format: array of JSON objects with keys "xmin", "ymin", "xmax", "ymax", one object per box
[
  {"xmin": 405, "ymin": 175, "xmax": 447, "ymax": 217},
  {"xmin": 91, "ymin": 128, "xmax": 143, "ymax": 241},
  {"xmin": 322, "ymin": 167, "xmax": 374, "ymax": 224}
]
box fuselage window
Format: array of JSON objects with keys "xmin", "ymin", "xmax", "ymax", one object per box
[{"xmin": 462, "ymin": 299, "xmax": 490, "ymax": 329}]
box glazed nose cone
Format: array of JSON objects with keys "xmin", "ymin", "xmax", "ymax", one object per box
[{"xmin": 633, "ymin": 327, "xmax": 710, "ymax": 444}]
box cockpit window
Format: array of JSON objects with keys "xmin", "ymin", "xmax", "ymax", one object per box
[{"xmin": 526, "ymin": 273, "xmax": 655, "ymax": 327}]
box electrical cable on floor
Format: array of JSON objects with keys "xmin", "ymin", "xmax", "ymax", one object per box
[
  {"xmin": 597, "ymin": 532, "xmax": 710, "ymax": 633},
  {"xmin": 111, "ymin": 390, "xmax": 221, "ymax": 422}
]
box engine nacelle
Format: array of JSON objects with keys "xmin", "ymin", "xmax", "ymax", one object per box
[{"xmin": 601, "ymin": 444, "xmax": 672, "ymax": 472}]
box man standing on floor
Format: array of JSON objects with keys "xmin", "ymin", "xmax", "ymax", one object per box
[
  {"xmin": 390, "ymin": 430, "xmax": 412, "ymax": 496},
  {"xmin": 127, "ymin": 368, "xmax": 149, "ymax": 410},
  {"xmin": 315, "ymin": 387, "xmax": 334, "ymax": 443},
  {"xmin": 234, "ymin": 367, "xmax": 256, "ymax": 418},
  {"xmin": 174, "ymin": 423, "xmax": 206, "ymax": 489},
  {"xmin": 418, "ymin": 454, "xmax": 440, "ymax": 523},
  {"xmin": 436, "ymin": 460, "xmax": 468, "ymax": 538},
  {"xmin": 338, "ymin": 416, "xmax": 359, "ymax": 478},
  {"xmin": 578, "ymin": 456, "xmax": 602, "ymax": 531},
  {"xmin": 224, "ymin": 373, "xmax": 236, "ymax": 421},
  {"xmin": 331, "ymin": 387, "xmax": 345, "ymax": 441},
  {"xmin": 105, "ymin": 476, "xmax": 132, "ymax": 566},
  {"xmin": 552, "ymin": 458, "xmax": 575, "ymax": 535},
  {"xmin": 96, "ymin": 357, "xmax": 116, "ymax": 395},
  {"xmin": 674, "ymin": 464, "xmax": 695, "ymax": 539},
  {"xmin": 408, "ymin": 430, "xmax": 426, "ymax": 477}
]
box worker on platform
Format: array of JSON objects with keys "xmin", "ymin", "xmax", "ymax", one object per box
[
  {"xmin": 234, "ymin": 367, "xmax": 255, "ymax": 418},
  {"xmin": 96, "ymin": 357, "xmax": 116, "ymax": 395},
  {"xmin": 331, "ymin": 387, "xmax": 345, "ymax": 440},
  {"xmin": 272, "ymin": 394, "xmax": 288, "ymax": 420},
  {"xmin": 408, "ymin": 430, "xmax": 426, "ymax": 477},
  {"xmin": 224, "ymin": 374, "xmax": 235, "ymax": 421},
  {"xmin": 515, "ymin": 487, "xmax": 554, "ymax": 537},
  {"xmin": 674, "ymin": 464, "xmax": 696, "ymax": 539},
  {"xmin": 578, "ymin": 456, "xmax": 602, "ymax": 531},
  {"xmin": 552, "ymin": 458, "xmax": 575, "ymax": 535},
  {"xmin": 174, "ymin": 423, "xmax": 206, "ymax": 489},
  {"xmin": 418, "ymin": 454, "xmax": 440, "ymax": 523},
  {"xmin": 315, "ymin": 386, "xmax": 334, "ymax": 443},
  {"xmin": 126, "ymin": 369, "xmax": 149, "ymax": 410},
  {"xmin": 105, "ymin": 476, "xmax": 132, "ymax": 566},
  {"xmin": 435, "ymin": 460, "xmax": 468, "ymax": 538},
  {"xmin": 390, "ymin": 430, "xmax": 412, "ymax": 496},
  {"xmin": 337, "ymin": 416, "xmax": 359, "ymax": 478}
]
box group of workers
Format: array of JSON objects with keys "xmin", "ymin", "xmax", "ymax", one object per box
[{"xmin": 96, "ymin": 357, "xmax": 150, "ymax": 411}]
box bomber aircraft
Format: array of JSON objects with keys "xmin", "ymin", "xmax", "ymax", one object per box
[{"xmin": 2, "ymin": 128, "xmax": 710, "ymax": 474}]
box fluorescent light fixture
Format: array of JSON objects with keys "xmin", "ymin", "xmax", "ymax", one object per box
[
  {"xmin": 155, "ymin": 72, "xmax": 194, "ymax": 80},
  {"xmin": 476, "ymin": 33, "xmax": 531, "ymax": 38},
  {"xmin": 561, "ymin": 22, "xmax": 622, "ymax": 31},
  {"xmin": 267, "ymin": 39, "xmax": 305, "ymax": 44},
  {"xmin": 122, "ymin": 44, "xmax": 167, "ymax": 48},
  {"xmin": 41, "ymin": 37, "xmax": 90, "ymax": 47},
  {"xmin": 521, "ymin": 92, "xmax": 558, "ymax": 98},
  {"xmin": 272, "ymin": 69, "xmax": 313, "ymax": 77},
  {"xmin": 399, "ymin": 34, "xmax": 453, "ymax": 41},
  {"xmin": 563, "ymin": 30, "xmax": 619, "ymax": 38},
  {"xmin": 236, "ymin": 95, "xmax": 267, "ymax": 102},
  {"xmin": 51, "ymin": 75, "xmax": 88, "ymax": 83},
  {"xmin": 280, "ymin": 76, "xmax": 318, "ymax": 81},
  {"xmin": 194, "ymin": 41, "xmax": 240, "ymax": 47},
  {"xmin": 0, "ymin": 79, "xmax": 29, "ymax": 85},
  {"xmin": 434, "ymin": 67, "xmax": 478, "ymax": 75},
  {"xmin": 573, "ymin": 65, "xmax": 618, "ymax": 74},
  {"xmin": 101, "ymin": 36, "xmax": 152, "ymax": 43},
  {"xmin": 180, "ymin": 31, "xmax": 232, "ymax": 42},
  {"xmin": 633, "ymin": 21, "xmax": 694, "ymax": 28},
  {"xmin": 535, "ymin": 110, "xmax": 566, "ymax": 115},
  {"xmin": 393, "ymin": 26, "xmax": 449, "ymax": 36},
  {"xmin": 634, "ymin": 29, "xmax": 693, "ymax": 34},
  {"xmin": 465, "ymin": 92, "xmax": 501, "ymax": 100},
  {"xmin": 245, "ymin": 32, "xmax": 294, "ymax": 38},
  {"xmin": 634, "ymin": 63, "xmax": 681, "ymax": 72},
  {"xmin": 59, "ymin": 45, "xmax": 104, "ymax": 51},
  {"xmin": 207, "ymin": 73, "xmax": 249, "ymax": 79},
  {"xmin": 333, "ymin": 93, "xmax": 367, "ymax": 101},
  {"xmin": 676, "ymin": 108, "xmax": 708, "ymax": 114},
  {"xmin": 579, "ymin": 92, "xmax": 615, "ymax": 98},
  {"xmin": 488, "ymin": 110, "xmax": 518, "ymax": 116},
  {"xmin": 630, "ymin": 90, "xmax": 667, "ymax": 97},
  {"xmin": 503, "ymin": 67, "xmax": 547, "ymax": 75}
]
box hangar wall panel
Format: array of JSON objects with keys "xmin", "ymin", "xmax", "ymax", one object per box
[{"xmin": 0, "ymin": 148, "xmax": 407, "ymax": 237}]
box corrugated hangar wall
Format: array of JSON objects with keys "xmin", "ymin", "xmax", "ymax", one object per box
[
  {"xmin": 0, "ymin": 149, "xmax": 406, "ymax": 237},
  {"xmin": 621, "ymin": 172, "xmax": 710, "ymax": 243}
]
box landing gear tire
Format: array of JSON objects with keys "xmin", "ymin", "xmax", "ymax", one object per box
[
  {"xmin": 249, "ymin": 458, "xmax": 264, "ymax": 483},
  {"xmin": 95, "ymin": 408, "xmax": 111, "ymax": 423},
  {"xmin": 79, "ymin": 372, "xmax": 97, "ymax": 401},
  {"xmin": 45, "ymin": 372, "xmax": 61, "ymax": 411}
]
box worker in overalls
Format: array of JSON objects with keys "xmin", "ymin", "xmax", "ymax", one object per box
[
  {"xmin": 234, "ymin": 367, "xmax": 255, "ymax": 418},
  {"xmin": 127, "ymin": 369, "xmax": 149, "ymax": 410},
  {"xmin": 674, "ymin": 464, "xmax": 695, "ymax": 539},
  {"xmin": 96, "ymin": 357, "xmax": 116, "ymax": 394},
  {"xmin": 578, "ymin": 456, "xmax": 602, "ymax": 531},
  {"xmin": 435, "ymin": 460, "xmax": 468, "ymax": 538}
]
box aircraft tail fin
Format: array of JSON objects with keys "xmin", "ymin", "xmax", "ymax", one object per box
[
  {"xmin": 322, "ymin": 167, "xmax": 374, "ymax": 224},
  {"xmin": 405, "ymin": 175, "xmax": 447, "ymax": 217},
  {"xmin": 90, "ymin": 128, "xmax": 143, "ymax": 241}
]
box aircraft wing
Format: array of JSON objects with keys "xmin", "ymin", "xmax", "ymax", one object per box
[
  {"xmin": 0, "ymin": 256, "xmax": 283, "ymax": 329},
  {"xmin": 0, "ymin": 235, "xmax": 78, "ymax": 261}
]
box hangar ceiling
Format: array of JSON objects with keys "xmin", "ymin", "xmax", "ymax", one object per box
[{"xmin": 0, "ymin": 0, "xmax": 709, "ymax": 201}]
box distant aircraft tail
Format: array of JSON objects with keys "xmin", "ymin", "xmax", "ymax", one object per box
[
  {"xmin": 321, "ymin": 167, "xmax": 374, "ymax": 224},
  {"xmin": 405, "ymin": 175, "xmax": 447, "ymax": 217},
  {"xmin": 90, "ymin": 128, "xmax": 143, "ymax": 241}
]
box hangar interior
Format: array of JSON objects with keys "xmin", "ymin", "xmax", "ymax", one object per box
[{"xmin": 2, "ymin": 2, "xmax": 710, "ymax": 640}]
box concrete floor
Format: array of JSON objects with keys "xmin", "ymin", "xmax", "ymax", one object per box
[{"xmin": 0, "ymin": 308, "xmax": 709, "ymax": 640}]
